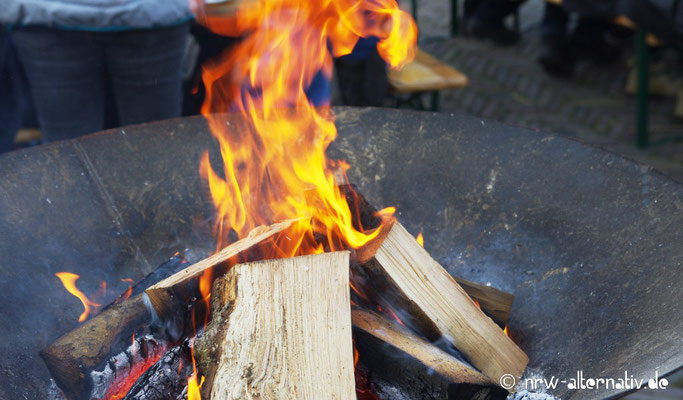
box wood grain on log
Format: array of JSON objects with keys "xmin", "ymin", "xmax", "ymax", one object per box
[
  {"xmin": 357, "ymin": 221, "xmax": 528, "ymax": 388},
  {"xmin": 454, "ymin": 278, "xmax": 513, "ymax": 328},
  {"xmin": 42, "ymin": 220, "xmax": 294, "ymax": 400},
  {"xmin": 352, "ymin": 308, "xmax": 491, "ymax": 385},
  {"xmin": 195, "ymin": 252, "xmax": 355, "ymax": 400}
]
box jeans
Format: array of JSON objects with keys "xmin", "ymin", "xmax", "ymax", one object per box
[
  {"xmin": 11, "ymin": 23, "xmax": 188, "ymax": 143},
  {"xmin": 0, "ymin": 29, "xmax": 34, "ymax": 153}
]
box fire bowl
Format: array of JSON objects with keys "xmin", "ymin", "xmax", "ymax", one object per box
[{"xmin": 0, "ymin": 107, "xmax": 681, "ymax": 399}]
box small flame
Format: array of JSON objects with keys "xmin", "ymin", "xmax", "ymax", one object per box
[
  {"xmin": 55, "ymin": 272, "xmax": 101, "ymax": 322},
  {"xmin": 115, "ymin": 278, "xmax": 134, "ymax": 304},
  {"xmin": 187, "ymin": 345, "xmax": 204, "ymax": 400},
  {"xmin": 504, "ymin": 325, "xmax": 509, "ymax": 336},
  {"xmin": 416, "ymin": 233, "xmax": 424, "ymax": 247},
  {"xmin": 473, "ymin": 299, "xmax": 481, "ymax": 309}
]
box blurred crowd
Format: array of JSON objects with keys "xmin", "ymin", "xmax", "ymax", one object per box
[{"xmin": 1, "ymin": 0, "xmax": 682, "ymax": 154}]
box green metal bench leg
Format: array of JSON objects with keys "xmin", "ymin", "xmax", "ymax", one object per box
[
  {"xmin": 636, "ymin": 30, "xmax": 650, "ymax": 149},
  {"xmin": 451, "ymin": 0, "xmax": 459, "ymax": 36},
  {"xmin": 430, "ymin": 91, "xmax": 440, "ymax": 112}
]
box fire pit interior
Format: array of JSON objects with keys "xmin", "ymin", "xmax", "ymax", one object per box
[{"xmin": 0, "ymin": 108, "xmax": 681, "ymax": 400}]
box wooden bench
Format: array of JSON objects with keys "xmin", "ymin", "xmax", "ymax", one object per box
[{"xmin": 388, "ymin": 49, "xmax": 468, "ymax": 111}]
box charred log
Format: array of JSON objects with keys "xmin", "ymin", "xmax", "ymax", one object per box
[{"xmin": 121, "ymin": 342, "xmax": 193, "ymax": 400}]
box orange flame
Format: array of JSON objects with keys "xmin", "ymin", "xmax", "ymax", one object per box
[
  {"xmin": 193, "ymin": 0, "xmax": 417, "ymax": 259},
  {"xmin": 115, "ymin": 278, "xmax": 134, "ymax": 304},
  {"xmin": 504, "ymin": 325, "xmax": 509, "ymax": 336},
  {"xmin": 416, "ymin": 232, "xmax": 424, "ymax": 247},
  {"xmin": 187, "ymin": 344, "xmax": 204, "ymax": 400},
  {"xmin": 473, "ymin": 299, "xmax": 481, "ymax": 309},
  {"xmin": 55, "ymin": 272, "xmax": 101, "ymax": 322}
]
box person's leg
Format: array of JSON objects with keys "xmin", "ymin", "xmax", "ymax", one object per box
[
  {"xmin": 0, "ymin": 29, "xmax": 20, "ymax": 152},
  {"xmin": 106, "ymin": 23, "xmax": 189, "ymax": 127},
  {"xmin": 570, "ymin": 17, "xmax": 621, "ymax": 65},
  {"xmin": 334, "ymin": 57, "xmax": 366, "ymax": 106},
  {"xmin": 468, "ymin": 0, "xmax": 525, "ymax": 46},
  {"xmin": 538, "ymin": 3, "xmax": 575, "ymax": 77},
  {"xmin": 362, "ymin": 47, "xmax": 388, "ymax": 107},
  {"xmin": 10, "ymin": 27, "xmax": 106, "ymax": 142},
  {"xmin": 464, "ymin": 0, "xmax": 481, "ymax": 21},
  {"xmin": 540, "ymin": 3, "xmax": 569, "ymax": 38}
]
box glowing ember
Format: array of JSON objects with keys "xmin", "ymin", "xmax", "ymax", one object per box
[
  {"xmin": 55, "ymin": 272, "xmax": 102, "ymax": 322},
  {"xmin": 416, "ymin": 232, "xmax": 424, "ymax": 247}
]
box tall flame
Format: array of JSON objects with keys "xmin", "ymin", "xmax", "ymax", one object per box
[
  {"xmin": 189, "ymin": 2, "xmax": 416, "ymax": 397},
  {"xmin": 194, "ymin": 0, "xmax": 417, "ymax": 257}
]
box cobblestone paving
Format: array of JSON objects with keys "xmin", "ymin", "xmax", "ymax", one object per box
[{"xmin": 399, "ymin": 0, "xmax": 683, "ymax": 182}]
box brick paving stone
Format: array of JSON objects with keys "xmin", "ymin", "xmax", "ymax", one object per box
[{"xmin": 404, "ymin": 0, "xmax": 683, "ymax": 182}]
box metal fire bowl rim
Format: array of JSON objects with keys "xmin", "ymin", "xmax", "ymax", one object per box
[{"xmin": 0, "ymin": 107, "xmax": 681, "ymax": 400}]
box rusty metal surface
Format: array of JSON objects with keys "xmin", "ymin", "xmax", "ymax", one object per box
[{"xmin": 0, "ymin": 108, "xmax": 681, "ymax": 400}]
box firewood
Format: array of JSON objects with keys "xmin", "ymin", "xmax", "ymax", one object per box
[
  {"xmin": 356, "ymin": 220, "xmax": 528, "ymax": 388},
  {"xmin": 351, "ymin": 308, "xmax": 491, "ymax": 385},
  {"xmin": 195, "ymin": 252, "xmax": 355, "ymax": 400},
  {"xmin": 42, "ymin": 220, "xmax": 294, "ymax": 400},
  {"xmin": 121, "ymin": 342, "xmax": 193, "ymax": 400},
  {"xmin": 454, "ymin": 278, "xmax": 513, "ymax": 328},
  {"xmin": 145, "ymin": 219, "xmax": 296, "ymax": 302},
  {"xmin": 337, "ymin": 184, "xmax": 514, "ymax": 327}
]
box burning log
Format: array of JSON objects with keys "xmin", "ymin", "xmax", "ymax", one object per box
[
  {"xmin": 194, "ymin": 252, "xmax": 356, "ymax": 399},
  {"xmin": 351, "ymin": 308, "xmax": 492, "ymax": 385},
  {"xmin": 356, "ymin": 220, "xmax": 529, "ymax": 387},
  {"xmin": 42, "ymin": 220, "xmax": 294, "ymax": 400},
  {"xmin": 121, "ymin": 342, "xmax": 193, "ymax": 400}
]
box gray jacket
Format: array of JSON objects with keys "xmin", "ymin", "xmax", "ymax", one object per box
[{"xmin": 2, "ymin": 0, "xmax": 192, "ymax": 30}]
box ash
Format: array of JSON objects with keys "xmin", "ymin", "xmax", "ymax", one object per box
[
  {"xmin": 508, "ymin": 370, "xmax": 562, "ymax": 400},
  {"xmin": 372, "ymin": 380, "xmax": 419, "ymax": 400},
  {"xmin": 47, "ymin": 379, "xmax": 67, "ymax": 400}
]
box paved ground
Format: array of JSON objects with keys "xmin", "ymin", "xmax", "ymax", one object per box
[{"xmin": 396, "ymin": 0, "xmax": 683, "ymax": 182}]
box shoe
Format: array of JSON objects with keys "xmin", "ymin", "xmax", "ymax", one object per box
[
  {"xmin": 569, "ymin": 34, "xmax": 621, "ymax": 66},
  {"xmin": 538, "ymin": 34, "xmax": 575, "ymax": 77},
  {"xmin": 467, "ymin": 18, "xmax": 520, "ymax": 47}
]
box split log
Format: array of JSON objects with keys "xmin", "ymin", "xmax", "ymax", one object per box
[
  {"xmin": 195, "ymin": 252, "xmax": 355, "ymax": 400},
  {"xmin": 352, "ymin": 308, "xmax": 491, "ymax": 385},
  {"xmin": 356, "ymin": 220, "xmax": 528, "ymax": 388},
  {"xmin": 42, "ymin": 220, "xmax": 294, "ymax": 400},
  {"xmin": 338, "ymin": 184, "xmax": 514, "ymax": 327},
  {"xmin": 454, "ymin": 278, "xmax": 513, "ymax": 328}
]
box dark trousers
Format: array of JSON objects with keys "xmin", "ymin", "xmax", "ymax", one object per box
[
  {"xmin": 11, "ymin": 23, "xmax": 188, "ymax": 143},
  {"xmin": 334, "ymin": 46, "xmax": 387, "ymax": 107},
  {"xmin": 541, "ymin": 3, "xmax": 605, "ymax": 40},
  {"xmin": 468, "ymin": 0, "xmax": 525, "ymax": 23},
  {"xmin": 0, "ymin": 29, "xmax": 34, "ymax": 153}
]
